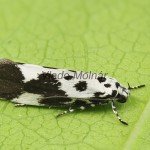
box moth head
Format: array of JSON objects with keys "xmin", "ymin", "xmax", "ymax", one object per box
[{"xmin": 116, "ymin": 84, "xmax": 130, "ymax": 103}]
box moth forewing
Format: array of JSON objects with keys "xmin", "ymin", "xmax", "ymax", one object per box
[{"xmin": 0, "ymin": 58, "xmax": 145, "ymax": 125}]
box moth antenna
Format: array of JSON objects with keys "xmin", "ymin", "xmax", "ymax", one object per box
[{"xmin": 128, "ymin": 83, "xmax": 145, "ymax": 90}]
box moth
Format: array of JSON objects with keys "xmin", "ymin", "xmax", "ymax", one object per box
[{"xmin": 0, "ymin": 59, "xmax": 145, "ymax": 125}]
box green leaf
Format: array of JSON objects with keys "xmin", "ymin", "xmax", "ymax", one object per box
[{"xmin": 0, "ymin": 0, "xmax": 150, "ymax": 150}]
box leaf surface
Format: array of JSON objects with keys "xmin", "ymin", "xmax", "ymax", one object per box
[{"xmin": 0, "ymin": 0, "xmax": 150, "ymax": 150}]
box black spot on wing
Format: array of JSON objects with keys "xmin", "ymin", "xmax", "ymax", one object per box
[
  {"xmin": 38, "ymin": 72, "xmax": 56, "ymax": 81},
  {"xmin": 71, "ymin": 99, "xmax": 110, "ymax": 108},
  {"xmin": 112, "ymin": 90, "xmax": 117, "ymax": 97},
  {"xmin": 0, "ymin": 59, "xmax": 25, "ymax": 83},
  {"xmin": 73, "ymin": 81, "xmax": 87, "ymax": 92},
  {"xmin": 94, "ymin": 92, "xmax": 105, "ymax": 97},
  {"xmin": 64, "ymin": 75, "xmax": 74, "ymax": 80},
  {"xmin": 97, "ymin": 76, "xmax": 106, "ymax": 83},
  {"xmin": 0, "ymin": 79, "xmax": 23, "ymax": 99},
  {"xmin": 72, "ymin": 100, "xmax": 96, "ymax": 108},
  {"xmin": 73, "ymin": 100, "xmax": 88, "ymax": 106},
  {"xmin": 116, "ymin": 82, "xmax": 120, "ymax": 88},
  {"xmin": 24, "ymin": 72, "xmax": 67, "ymax": 97},
  {"xmin": 104, "ymin": 84, "xmax": 111, "ymax": 88},
  {"xmin": 0, "ymin": 59, "xmax": 24, "ymax": 99},
  {"xmin": 39, "ymin": 97, "xmax": 72, "ymax": 107}
]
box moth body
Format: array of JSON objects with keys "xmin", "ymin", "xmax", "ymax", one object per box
[{"xmin": 0, "ymin": 59, "xmax": 145, "ymax": 125}]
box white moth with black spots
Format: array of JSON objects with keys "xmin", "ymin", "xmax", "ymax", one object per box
[{"xmin": 0, "ymin": 59, "xmax": 145, "ymax": 125}]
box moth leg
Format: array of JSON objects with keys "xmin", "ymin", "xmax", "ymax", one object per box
[
  {"xmin": 56, "ymin": 107, "xmax": 75, "ymax": 118},
  {"xmin": 111, "ymin": 101, "xmax": 128, "ymax": 125},
  {"xmin": 56, "ymin": 102, "xmax": 97, "ymax": 118}
]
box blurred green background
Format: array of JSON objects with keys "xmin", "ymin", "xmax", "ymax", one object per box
[{"xmin": 0, "ymin": 0, "xmax": 150, "ymax": 150}]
